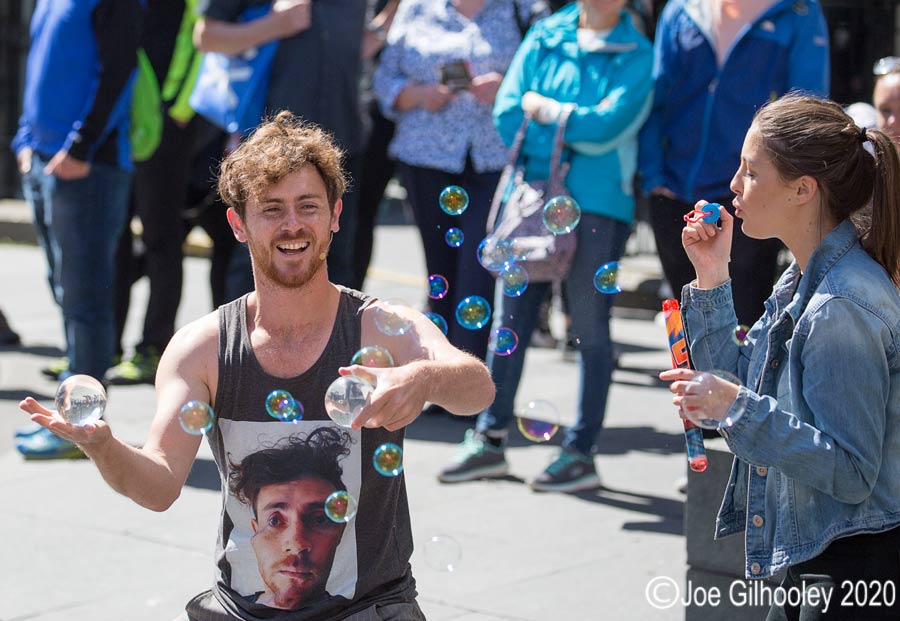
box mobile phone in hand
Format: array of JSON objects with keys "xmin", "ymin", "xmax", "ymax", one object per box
[{"xmin": 440, "ymin": 60, "xmax": 473, "ymax": 92}]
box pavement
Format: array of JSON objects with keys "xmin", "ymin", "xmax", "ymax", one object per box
[{"xmin": 0, "ymin": 198, "xmax": 712, "ymax": 621}]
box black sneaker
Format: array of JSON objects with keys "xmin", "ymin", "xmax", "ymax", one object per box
[
  {"xmin": 438, "ymin": 429, "xmax": 509, "ymax": 483},
  {"xmin": 530, "ymin": 449, "xmax": 601, "ymax": 492}
]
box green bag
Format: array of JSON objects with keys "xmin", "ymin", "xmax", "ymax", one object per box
[{"xmin": 130, "ymin": 48, "xmax": 163, "ymax": 163}]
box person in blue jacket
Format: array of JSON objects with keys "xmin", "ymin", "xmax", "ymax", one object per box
[
  {"xmin": 439, "ymin": 0, "xmax": 653, "ymax": 492},
  {"xmin": 12, "ymin": 0, "xmax": 142, "ymax": 459},
  {"xmin": 639, "ymin": 0, "xmax": 829, "ymax": 327},
  {"xmin": 662, "ymin": 94, "xmax": 900, "ymax": 618}
]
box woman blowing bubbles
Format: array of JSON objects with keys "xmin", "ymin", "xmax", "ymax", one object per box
[{"xmin": 661, "ymin": 94, "xmax": 900, "ymax": 619}]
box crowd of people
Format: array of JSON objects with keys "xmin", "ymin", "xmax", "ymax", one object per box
[{"xmin": 7, "ymin": 0, "xmax": 900, "ymax": 618}]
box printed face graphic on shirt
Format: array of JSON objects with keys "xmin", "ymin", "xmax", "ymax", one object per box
[
  {"xmin": 220, "ymin": 422, "xmax": 361, "ymax": 610},
  {"xmin": 250, "ymin": 477, "xmax": 346, "ymax": 609}
]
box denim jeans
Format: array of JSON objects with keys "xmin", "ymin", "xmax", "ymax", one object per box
[
  {"xmin": 476, "ymin": 213, "xmax": 630, "ymax": 455},
  {"xmin": 24, "ymin": 153, "xmax": 131, "ymax": 379}
]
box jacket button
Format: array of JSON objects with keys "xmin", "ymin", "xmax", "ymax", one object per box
[
  {"xmin": 756, "ymin": 466, "xmax": 768, "ymax": 476},
  {"xmin": 752, "ymin": 514, "xmax": 764, "ymax": 528},
  {"xmin": 750, "ymin": 562, "xmax": 761, "ymax": 575},
  {"xmin": 771, "ymin": 359, "xmax": 780, "ymax": 369}
]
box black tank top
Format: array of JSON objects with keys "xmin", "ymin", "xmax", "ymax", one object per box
[{"xmin": 203, "ymin": 289, "xmax": 417, "ymax": 620}]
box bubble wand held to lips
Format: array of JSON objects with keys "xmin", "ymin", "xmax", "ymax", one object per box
[{"xmin": 662, "ymin": 298, "xmax": 708, "ymax": 473}]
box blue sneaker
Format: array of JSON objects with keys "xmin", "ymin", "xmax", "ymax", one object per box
[
  {"xmin": 14, "ymin": 421, "xmax": 44, "ymax": 438},
  {"xmin": 15, "ymin": 427, "xmax": 85, "ymax": 460},
  {"xmin": 530, "ymin": 449, "xmax": 601, "ymax": 493}
]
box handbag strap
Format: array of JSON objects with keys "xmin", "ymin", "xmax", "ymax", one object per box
[
  {"xmin": 487, "ymin": 104, "xmax": 574, "ymax": 233},
  {"xmin": 547, "ymin": 104, "xmax": 574, "ymax": 195}
]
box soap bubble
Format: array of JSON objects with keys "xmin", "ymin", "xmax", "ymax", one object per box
[
  {"xmin": 324, "ymin": 375, "xmax": 374, "ymax": 427},
  {"xmin": 374, "ymin": 299, "xmax": 414, "ymax": 336},
  {"xmin": 733, "ymin": 325, "xmax": 750, "ymax": 346},
  {"xmin": 324, "ymin": 490, "xmax": 358, "ymax": 523},
  {"xmin": 439, "ymin": 186, "xmax": 469, "ymax": 215},
  {"xmin": 593, "ymin": 262, "xmax": 621, "ymax": 294},
  {"xmin": 55, "ymin": 374, "xmax": 106, "ymax": 426},
  {"xmin": 455, "ymin": 296, "xmax": 491, "ymax": 330},
  {"xmin": 499, "ymin": 263, "xmax": 528, "ymax": 297},
  {"xmin": 477, "ymin": 236, "xmax": 517, "ymax": 272},
  {"xmin": 428, "ymin": 274, "xmax": 449, "ymax": 300},
  {"xmin": 265, "ymin": 389, "xmax": 303, "ymax": 422},
  {"xmin": 425, "ymin": 312, "xmax": 448, "ymax": 335},
  {"xmin": 683, "ymin": 370, "xmax": 744, "ymax": 429},
  {"xmin": 351, "ymin": 345, "xmax": 395, "ymax": 368},
  {"xmin": 542, "ymin": 196, "xmax": 581, "ymax": 234},
  {"xmin": 445, "ymin": 227, "xmax": 464, "ymax": 247},
  {"xmin": 489, "ymin": 327, "xmax": 518, "ymax": 356},
  {"xmin": 424, "ymin": 535, "xmax": 462, "ymax": 573},
  {"xmin": 178, "ymin": 400, "xmax": 215, "ymax": 435},
  {"xmin": 516, "ymin": 399, "xmax": 560, "ymax": 442},
  {"xmin": 373, "ymin": 442, "xmax": 403, "ymax": 477}
]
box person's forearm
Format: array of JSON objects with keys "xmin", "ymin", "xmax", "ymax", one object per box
[
  {"xmin": 83, "ymin": 439, "xmax": 184, "ymax": 512},
  {"xmin": 417, "ymin": 357, "xmax": 495, "ymax": 416},
  {"xmin": 194, "ymin": 16, "xmax": 281, "ymax": 55},
  {"xmin": 393, "ymin": 83, "xmax": 423, "ymax": 111}
]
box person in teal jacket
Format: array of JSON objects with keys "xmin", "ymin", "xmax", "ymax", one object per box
[{"xmin": 439, "ymin": 0, "xmax": 653, "ymax": 492}]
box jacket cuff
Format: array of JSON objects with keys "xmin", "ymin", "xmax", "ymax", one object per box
[
  {"xmin": 681, "ymin": 279, "xmax": 732, "ymax": 311},
  {"xmin": 64, "ymin": 130, "xmax": 91, "ymax": 162}
]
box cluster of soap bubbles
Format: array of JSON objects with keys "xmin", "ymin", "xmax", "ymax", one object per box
[{"xmin": 265, "ymin": 389, "xmax": 303, "ymax": 422}]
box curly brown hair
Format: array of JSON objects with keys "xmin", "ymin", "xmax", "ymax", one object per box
[
  {"xmin": 218, "ymin": 111, "xmax": 348, "ymax": 218},
  {"xmin": 227, "ymin": 427, "xmax": 353, "ymax": 519}
]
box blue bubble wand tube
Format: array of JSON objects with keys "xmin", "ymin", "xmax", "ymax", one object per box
[{"xmin": 663, "ymin": 299, "xmax": 708, "ymax": 473}]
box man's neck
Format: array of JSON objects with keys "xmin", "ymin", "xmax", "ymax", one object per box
[{"xmin": 248, "ymin": 271, "xmax": 340, "ymax": 338}]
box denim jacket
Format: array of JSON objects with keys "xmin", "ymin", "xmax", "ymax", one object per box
[{"xmin": 681, "ymin": 220, "xmax": 900, "ymax": 579}]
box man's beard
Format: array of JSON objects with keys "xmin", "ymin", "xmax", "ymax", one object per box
[{"xmin": 247, "ymin": 233, "xmax": 330, "ymax": 290}]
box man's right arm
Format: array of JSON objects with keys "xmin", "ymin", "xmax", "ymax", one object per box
[
  {"xmin": 194, "ymin": 0, "xmax": 311, "ymax": 56},
  {"xmin": 19, "ymin": 313, "xmax": 219, "ymax": 512}
]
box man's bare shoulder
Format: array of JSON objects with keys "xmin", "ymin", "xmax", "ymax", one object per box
[
  {"xmin": 161, "ymin": 310, "xmax": 220, "ymax": 371},
  {"xmin": 359, "ymin": 299, "xmax": 454, "ymax": 365}
]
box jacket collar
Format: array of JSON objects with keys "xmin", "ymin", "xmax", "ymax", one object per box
[
  {"xmin": 683, "ymin": 0, "xmax": 809, "ymax": 45},
  {"xmin": 539, "ymin": 6, "xmax": 639, "ymax": 54},
  {"xmin": 775, "ymin": 220, "xmax": 860, "ymax": 323}
]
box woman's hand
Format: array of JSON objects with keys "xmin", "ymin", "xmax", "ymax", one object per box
[
  {"xmin": 394, "ymin": 83, "xmax": 455, "ymax": 112},
  {"xmin": 682, "ymin": 201, "xmax": 733, "ymax": 289},
  {"xmin": 469, "ymin": 72, "xmax": 503, "ymax": 105},
  {"xmin": 659, "ymin": 369, "xmax": 740, "ymax": 427}
]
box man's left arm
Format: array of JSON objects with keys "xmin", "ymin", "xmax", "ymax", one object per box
[
  {"xmin": 346, "ymin": 302, "xmax": 495, "ymax": 431},
  {"xmin": 48, "ymin": 0, "xmax": 142, "ymax": 178}
]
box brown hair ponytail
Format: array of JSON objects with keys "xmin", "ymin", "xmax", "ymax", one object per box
[
  {"xmin": 862, "ymin": 128, "xmax": 900, "ymax": 286},
  {"xmin": 753, "ymin": 94, "xmax": 900, "ymax": 286}
]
